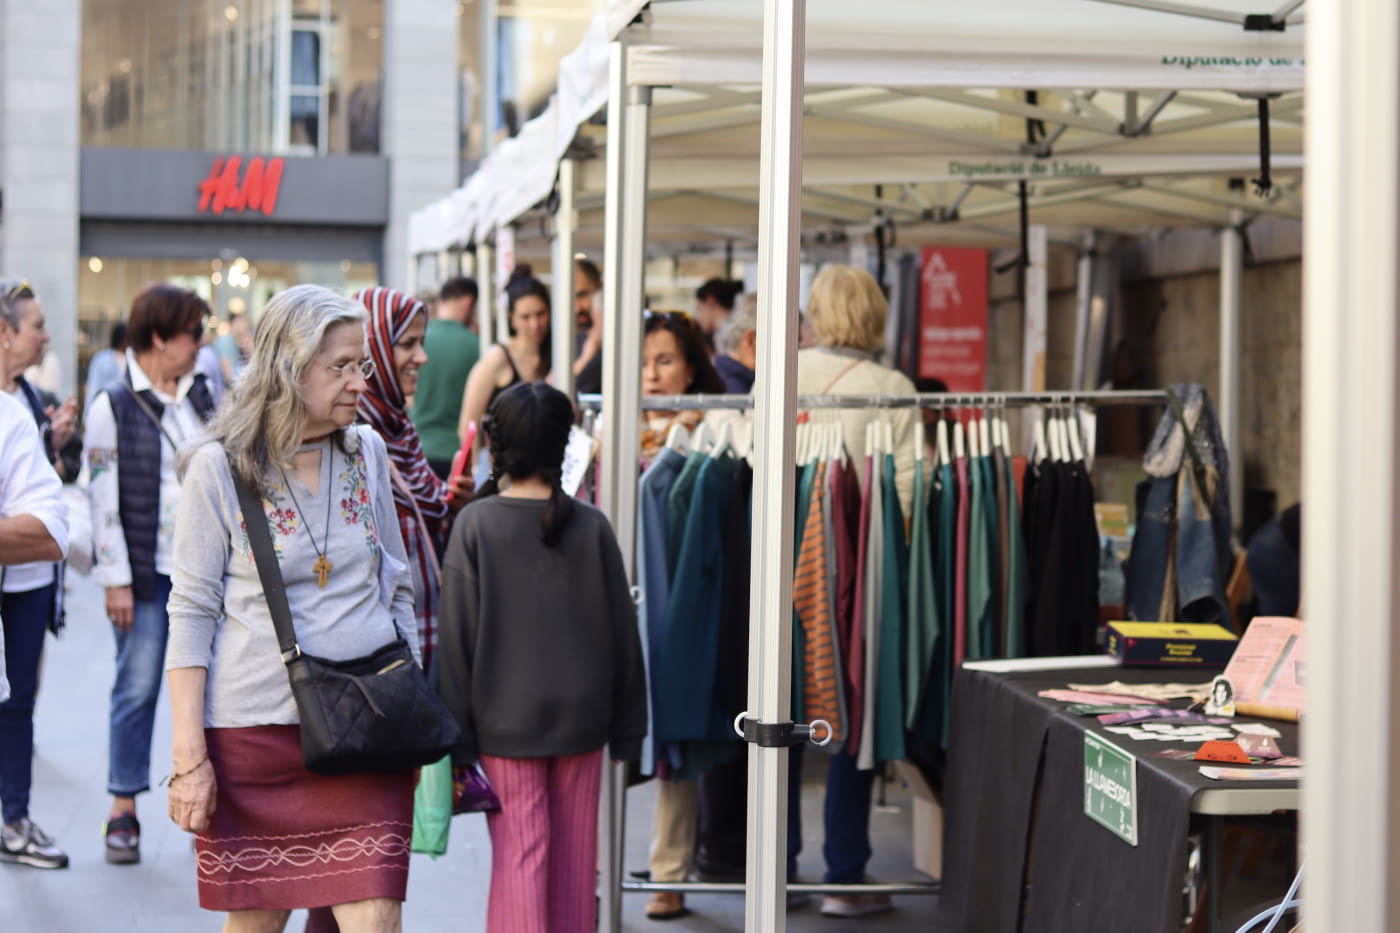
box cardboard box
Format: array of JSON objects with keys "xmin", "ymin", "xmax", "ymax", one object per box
[
  {"xmin": 1105, "ymin": 621, "xmax": 1238, "ymax": 668},
  {"xmin": 894, "ymin": 760, "xmax": 942, "ymax": 880}
]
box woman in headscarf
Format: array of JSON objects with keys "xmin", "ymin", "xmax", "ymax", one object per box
[{"xmin": 353, "ymin": 286, "xmax": 473, "ymax": 671}]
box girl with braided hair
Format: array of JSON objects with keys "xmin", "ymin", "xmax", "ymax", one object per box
[{"xmin": 436, "ymin": 381, "xmax": 646, "ymax": 933}]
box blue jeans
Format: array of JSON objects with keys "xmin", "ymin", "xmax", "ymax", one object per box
[
  {"xmin": 0, "ymin": 583, "xmax": 56, "ymax": 824},
  {"xmin": 788, "ymin": 747, "xmax": 875, "ymax": 883},
  {"xmin": 108, "ymin": 574, "xmax": 171, "ymax": 797}
]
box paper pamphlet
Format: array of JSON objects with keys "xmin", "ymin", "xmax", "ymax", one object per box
[{"xmin": 1221, "ymin": 616, "xmax": 1305, "ymax": 720}]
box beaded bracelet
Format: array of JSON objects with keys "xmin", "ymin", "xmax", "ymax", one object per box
[{"xmin": 160, "ymin": 756, "xmax": 210, "ymax": 786}]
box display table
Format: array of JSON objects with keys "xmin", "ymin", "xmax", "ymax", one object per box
[{"xmin": 936, "ymin": 660, "xmax": 1299, "ymax": 933}]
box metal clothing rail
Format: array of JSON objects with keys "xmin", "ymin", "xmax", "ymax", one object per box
[
  {"xmin": 577, "ymin": 389, "xmax": 1170, "ymax": 412},
  {"xmin": 623, "ymin": 880, "xmax": 940, "ymax": 896}
]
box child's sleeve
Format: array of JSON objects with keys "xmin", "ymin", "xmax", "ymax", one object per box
[
  {"xmin": 602, "ymin": 519, "xmax": 648, "ymax": 761},
  {"xmin": 436, "ymin": 519, "xmax": 480, "ymax": 765}
]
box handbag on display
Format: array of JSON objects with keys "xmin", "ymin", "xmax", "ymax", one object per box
[
  {"xmin": 452, "ymin": 763, "xmax": 502, "ymax": 814},
  {"xmin": 233, "ymin": 465, "xmax": 461, "ymax": 776}
]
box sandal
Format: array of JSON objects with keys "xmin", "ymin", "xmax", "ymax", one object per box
[
  {"xmin": 104, "ymin": 813, "xmax": 140, "ymax": 865},
  {"xmin": 645, "ymin": 892, "xmax": 688, "ymax": 920}
]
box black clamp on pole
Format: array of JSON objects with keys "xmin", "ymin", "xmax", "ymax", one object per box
[{"xmin": 733, "ymin": 712, "xmax": 834, "ymax": 748}]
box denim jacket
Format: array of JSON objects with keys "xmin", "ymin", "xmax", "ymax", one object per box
[{"xmin": 1125, "ymin": 385, "xmax": 1234, "ymax": 626}]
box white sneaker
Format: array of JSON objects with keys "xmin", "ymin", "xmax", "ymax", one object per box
[
  {"xmin": 0, "ymin": 818, "xmax": 69, "ymax": 869},
  {"xmin": 820, "ymin": 893, "xmax": 892, "ymax": 917}
]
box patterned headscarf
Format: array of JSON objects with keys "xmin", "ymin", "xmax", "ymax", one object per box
[{"xmin": 353, "ymin": 287, "xmax": 451, "ymax": 521}]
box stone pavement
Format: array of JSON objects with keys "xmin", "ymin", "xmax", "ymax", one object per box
[{"xmin": 1, "ymin": 573, "xmax": 940, "ymax": 932}]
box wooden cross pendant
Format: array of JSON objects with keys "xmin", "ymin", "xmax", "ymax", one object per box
[{"xmin": 313, "ymin": 554, "xmax": 334, "ymax": 589}]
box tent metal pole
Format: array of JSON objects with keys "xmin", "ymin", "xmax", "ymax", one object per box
[
  {"xmin": 1073, "ymin": 232, "xmax": 1095, "ymax": 390},
  {"xmin": 597, "ymin": 37, "xmax": 629, "ymax": 933},
  {"xmin": 746, "ymin": 0, "xmax": 805, "ymax": 931},
  {"xmin": 477, "ymin": 241, "xmax": 495, "ymax": 348},
  {"xmin": 1022, "ymin": 225, "xmax": 1048, "ymax": 392},
  {"xmin": 1302, "ymin": 0, "xmax": 1400, "ymax": 930},
  {"xmin": 553, "ymin": 157, "xmax": 578, "ymax": 400},
  {"xmin": 1218, "ymin": 209, "xmax": 1244, "ymax": 533}
]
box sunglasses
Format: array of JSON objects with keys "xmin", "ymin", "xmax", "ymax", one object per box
[{"xmin": 3, "ymin": 279, "xmax": 34, "ymax": 303}]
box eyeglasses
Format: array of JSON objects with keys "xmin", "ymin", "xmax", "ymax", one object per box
[{"xmin": 327, "ymin": 359, "xmax": 376, "ymax": 380}]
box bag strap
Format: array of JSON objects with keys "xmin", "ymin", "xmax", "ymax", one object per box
[{"xmin": 229, "ymin": 460, "xmax": 302, "ymax": 663}]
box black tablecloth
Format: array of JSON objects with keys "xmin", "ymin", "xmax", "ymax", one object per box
[{"xmin": 936, "ymin": 664, "xmax": 1299, "ymax": 933}]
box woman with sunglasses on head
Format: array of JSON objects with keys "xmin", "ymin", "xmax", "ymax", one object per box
[
  {"xmin": 0, "ymin": 278, "xmax": 80, "ymax": 871},
  {"xmin": 83, "ymin": 283, "xmax": 219, "ymax": 866},
  {"xmin": 457, "ymin": 266, "xmax": 552, "ymax": 461},
  {"xmin": 638, "ymin": 310, "xmax": 725, "ymax": 468},
  {"xmin": 164, "ymin": 285, "xmax": 418, "ymax": 932}
]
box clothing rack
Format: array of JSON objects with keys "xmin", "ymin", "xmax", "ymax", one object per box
[
  {"xmin": 578, "ymin": 389, "xmax": 1170, "ymax": 412},
  {"xmin": 588, "ymin": 385, "xmax": 1173, "ymax": 905}
]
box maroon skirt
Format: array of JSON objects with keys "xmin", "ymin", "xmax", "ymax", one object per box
[{"xmin": 195, "ymin": 725, "xmax": 414, "ymax": 912}]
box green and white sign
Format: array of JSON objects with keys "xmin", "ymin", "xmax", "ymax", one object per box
[{"xmin": 1084, "ymin": 732, "xmax": 1139, "ymax": 846}]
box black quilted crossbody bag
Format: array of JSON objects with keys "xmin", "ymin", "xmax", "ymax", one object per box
[{"xmin": 232, "ymin": 464, "xmax": 460, "ymax": 775}]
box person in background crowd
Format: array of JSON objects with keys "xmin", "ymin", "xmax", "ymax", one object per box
[
  {"xmin": 412, "ymin": 276, "xmax": 480, "ymax": 479},
  {"xmin": 215, "ymin": 313, "xmax": 254, "ymax": 386},
  {"xmin": 196, "ymin": 330, "xmax": 226, "ymax": 407},
  {"xmin": 794, "ymin": 264, "xmax": 917, "ymax": 918},
  {"xmin": 638, "ymin": 310, "xmax": 725, "ymax": 921},
  {"xmin": 638, "ymin": 311, "xmax": 726, "ymax": 468},
  {"xmin": 694, "ymin": 278, "xmax": 744, "ymax": 352},
  {"xmin": 457, "ymin": 266, "xmax": 551, "ymax": 459},
  {"xmin": 84, "ymin": 283, "xmax": 218, "ymax": 865},
  {"xmin": 914, "ymin": 376, "xmax": 950, "ymax": 460},
  {"xmin": 713, "ymin": 293, "xmax": 758, "ymax": 394},
  {"xmin": 0, "ymin": 279, "xmax": 79, "ymax": 478},
  {"xmin": 85, "ymin": 321, "xmax": 129, "ymax": 413},
  {"xmin": 0, "ymin": 390, "xmax": 70, "ymax": 869},
  {"xmin": 1246, "ymin": 502, "xmax": 1301, "ymax": 617},
  {"xmin": 165, "ymin": 284, "xmax": 416, "ymax": 932},
  {"xmin": 437, "ymin": 381, "xmax": 646, "ymax": 933},
  {"xmin": 573, "ymin": 258, "xmax": 605, "ymax": 395}
]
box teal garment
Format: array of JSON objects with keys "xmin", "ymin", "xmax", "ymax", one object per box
[
  {"xmin": 1003, "ymin": 452, "xmax": 1030, "ymax": 658},
  {"xmin": 411, "ymin": 318, "xmax": 480, "ymax": 462},
  {"xmin": 665, "ymin": 451, "xmax": 708, "ymax": 575},
  {"xmin": 977, "ymin": 454, "xmax": 1001, "ymax": 657},
  {"xmin": 966, "ymin": 454, "xmax": 992, "ymax": 660},
  {"xmin": 904, "ymin": 459, "xmax": 938, "ymax": 731},
  {"xmin": 874, "ymin": 453, "xmax": 908, "ymax": 764},
  {"xmin": 931, "ymin": 460, "xmax": 959, "ymax": 745},
  {"xmin": 791, "ymin": 461, "xmax": 817, "ymax": 724}
]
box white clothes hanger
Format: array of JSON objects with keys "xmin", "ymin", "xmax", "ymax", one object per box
[
  {"xmin": 914, "ymin": 420, "xmax": 925, "ymax": 463},
  {"xmin": 936, "ymin": 416, "xmax": 951, "ymax": 467},
  {"xmin": 968, "ymin": 416, "xmax": 981, "ymax": 458},
  {"xmin": 978, "ymin": 415, "xmax": 992, "ymax": 458},
  {"xmin": 1066, "ymin": 406, "xmax": 1085, "ymax": 462},
  {"xmin": 711, "ymin": 419, "xmax": 733, "ymax": 458},
  {"xmin": 665, "ymin": 422, "xmax": 691, "ymax": 453},
  {"xmin": 1032, "ymin": 413, "xmax": 1048, "ymax": 464},
  {"xmin": 883, "ymin": 419, "xmax": 894, "ymax": 457},
  {"xmin": 953, "ymin": 420, "xmax": 967, "ymax": 460},
  {"xmin": 690, "ymin": 421, "xmax": 715, "ymax": 454}
]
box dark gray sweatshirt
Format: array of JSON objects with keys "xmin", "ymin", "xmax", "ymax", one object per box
[{"xmin": 437, "ymin": 494, "xmax": 647, "ymax": 764}]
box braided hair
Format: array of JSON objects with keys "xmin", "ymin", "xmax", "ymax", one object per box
[{"xmin": 475, "ymin": 381, "xmax": 576, "ymax": 547}]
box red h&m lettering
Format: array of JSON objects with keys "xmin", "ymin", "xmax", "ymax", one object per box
[{"xmin": 197, "ymin": 156, "xmax": 285, "ymax": 216}]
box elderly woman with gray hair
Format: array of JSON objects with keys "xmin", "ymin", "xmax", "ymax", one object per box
[
  {"xmin": 713, "ymin": 292, "xmax": 758, "ymax": 394},
  {"xmin": 164, "ymin": 285, "xmax": 417, "ymax": 933}
]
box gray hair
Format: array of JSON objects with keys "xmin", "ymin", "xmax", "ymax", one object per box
[
  {"xmin": 190, "ymin": 284, "xmax": 367, "ymax": 487},
  {"xmin": 719, "ymin": 292, "xmax": 758, "ymax": 354},
  {"xmin": 0, "ymin": 276, "xmax": 36, "ymax": 330}
]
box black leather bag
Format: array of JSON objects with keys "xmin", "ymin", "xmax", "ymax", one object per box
[{"xmin": 233, "ymin": 465, "xmax": 461, "ymax": 776}]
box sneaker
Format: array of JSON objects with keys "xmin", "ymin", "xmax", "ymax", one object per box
[
  {"xmin": 787, "ymin": 891, "xmax": 812, "ymax": 910},
  {"xmin": 820, "ymin": 893, "xmax": 893, "ymax": 918},
  {"xmin": 0, "ymin": 818, "xmax": 69, "ymax": 869},
  {"xmin": 104, "ymin": 813, "xmax": 140, "ymax": 865}
]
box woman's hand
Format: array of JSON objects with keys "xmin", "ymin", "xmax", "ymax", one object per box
[
  {"xmin": 167, "ymin": 758, "xmax": 217, "ymax": 833},
  {"xmin": 446, "ymin": 473, "xmax": 476, "ymax": 511},
  {"xmin": 106, "ymin": 586, "xmax": 135, "ymax": 631},
  {"xmin": 45, "ymin": 396, "xmax": 77, "ymax": 452}
]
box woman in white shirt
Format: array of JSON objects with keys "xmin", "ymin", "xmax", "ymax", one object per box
[{"xmin": 84, "ymin": 284, "xmax": 218, "ymax": 865}]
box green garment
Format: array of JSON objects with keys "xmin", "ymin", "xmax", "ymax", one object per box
[
  {"xmin": 1003, "ymin": 452, "xmax": 1030, "ymax": 658},
  {"xmin": 904, "ymin": 458, "xmax": 938, "ymax": 731},
  {"xmin": 874, "ymin": 453, "xmax": 908, "ymax": 764},
  {"xmin": 930, "ymin": 460, "xmax": 959, "ymax": 745},
  {"xmin": 411, "ymin": 318, "xmax": 480, "ymax": 463},
  {"xmin": 666, "ymin": 451, "xmax": 709, "ymax": 575}
]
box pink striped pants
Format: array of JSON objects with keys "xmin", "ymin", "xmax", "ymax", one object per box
[{"xmin": 479, "ymin": 749, "xmax": 604, "ymax": 933}]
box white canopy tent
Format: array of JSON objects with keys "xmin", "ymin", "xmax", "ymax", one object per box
[{"xmin": 407, "ymin": 5, "xmax": 1318, "ymax": 930}]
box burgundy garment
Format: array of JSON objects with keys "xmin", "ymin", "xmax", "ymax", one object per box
[
  {"xmin": 846, "ymin": 454, "xmax": 875, "ymax": 757},
  {"xmin": 828, "ymin": 458, "xmax": 861, "ymax": 689},
  {"xmin": 953, "ymin": 455, "xmax": 971, "ymax": 670}
]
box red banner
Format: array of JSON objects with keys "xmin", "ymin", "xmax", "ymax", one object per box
[{"xmin": 918, "ymin": 246, "xmax": 988, "ymax": 391}]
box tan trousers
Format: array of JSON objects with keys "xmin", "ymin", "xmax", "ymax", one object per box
[{"xmin": 648, "ymin": 778, "xmax": 698, "ymax": 882}]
